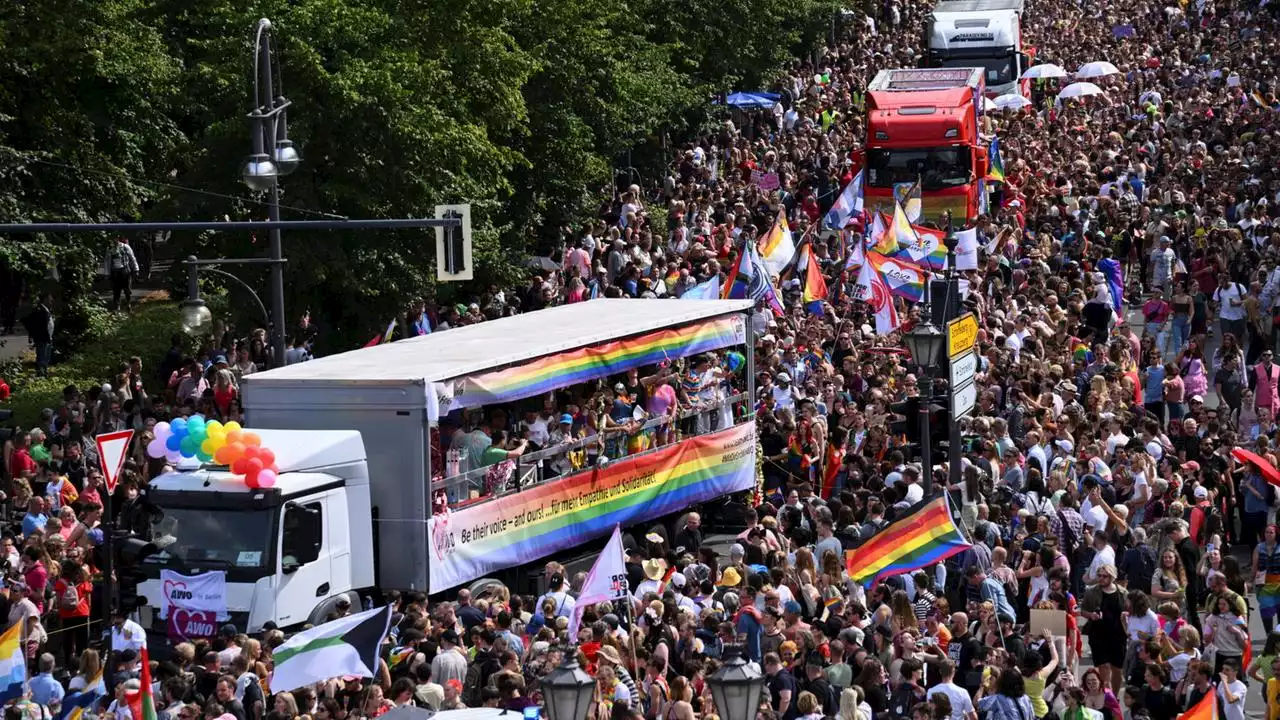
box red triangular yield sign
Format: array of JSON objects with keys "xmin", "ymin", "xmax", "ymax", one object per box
[{"xmin": 96, "ymin": 429, "xmax": 135, "ymax": 493}]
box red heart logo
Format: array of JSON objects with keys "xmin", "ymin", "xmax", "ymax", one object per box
[
  {"xmin": 163, "ymin": 579, "xmax": 188, "ymax": 601},
  {"xmin": 170, "ymin": 607, "xmax": 195, "ymax": 643}
]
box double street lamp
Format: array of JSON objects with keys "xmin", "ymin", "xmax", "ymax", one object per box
[
  {"xmin": 181, "ymin": 19, "xmax": 298, "ymax": 365},
  {"xmin": 541, "ymin": 646, "xmax": 765, "ymax": 720}
]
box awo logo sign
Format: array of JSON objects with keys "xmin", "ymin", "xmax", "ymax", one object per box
[
  {"xmin": 431, "ymin": 513, "xmax": 457, "ymax": 561},
  {"xmin": 158, "ymin": 570, "xmax": 227, "ymax": 622},
  {"xmin": 165, "ymin": 580, "xmax": 194, "ymax": 603}
]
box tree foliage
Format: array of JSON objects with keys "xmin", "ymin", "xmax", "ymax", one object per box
[{"xmin": 0, "ymin": 0, "xmax": 839, "ymax": 353}]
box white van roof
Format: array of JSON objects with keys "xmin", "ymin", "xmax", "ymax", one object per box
[
  {"xmin": 245, "ymin": 299, "xmax": 752, "ymax": 385},
  {"xmin": 929, "ymin": 9, "xmax": 1019, "ymax": 51},
  {"xmin": 934, "ymin": 0, "xmax": 1023, "ymax": 12}
]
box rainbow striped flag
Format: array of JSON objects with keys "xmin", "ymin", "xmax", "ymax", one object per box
[
  {"xmin": 1176, "ymin": 682, "xmax": 1216, "ymax": 720},
  {"xmin": 802, "ymin": 243, "xmax": 828, "ymax": 315},
  {"xmin": 868, "ymin": 212, "xmax": 898, "ymax": 255},
  {"xmin": 986, "ymin": 137, "xmax": 1006, "ymax": 183},
  {"xmin": 845, "ymin": 495, "xmax": 971, "ymax": 587}
]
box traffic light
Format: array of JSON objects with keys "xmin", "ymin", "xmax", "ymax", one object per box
[
  {"xmin": 888, "ymin": 397, "xmax": 919, "ymax": 443},
  {"xmin": 442, "ymin": 209, "xmax": 465, "ymax": 275},
  {"xmin": 927, "ymin": 401, "xmax": 951, "ymax": 447},
  {"xmin": 94, "ymin": 531, "xmax": 160, "ymax": 612}
]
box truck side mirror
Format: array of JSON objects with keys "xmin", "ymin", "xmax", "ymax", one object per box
[{"xmin": 282, "ymin": 503, "xmax": 322, "ymax": 572}]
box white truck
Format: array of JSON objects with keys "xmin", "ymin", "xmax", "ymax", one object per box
[
  {"xmin": 135, "ymin": 299, "xmax": 758, "ymax": 635},
  {"xmin": 137, "ymin": 430, "xmax": 375, "ymax": 633},
  {"xmin": 926, "ymin": 0, "xmax": 1028, "ymax": 98}
]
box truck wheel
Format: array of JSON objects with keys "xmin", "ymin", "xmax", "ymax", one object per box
[
  {"xmin": 307, "ymin": 592, "xmax": 359, "ymax": 627},
  {"xmin": 468, "ymin": 578, "xmax": 506, "ymax": 602}
]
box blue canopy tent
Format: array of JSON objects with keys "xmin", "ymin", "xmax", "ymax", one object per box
[{"xmin": 723, "ymin": 91, "xmax": 780, "ymax": 109}]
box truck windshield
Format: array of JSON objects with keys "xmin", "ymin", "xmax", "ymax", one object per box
[
  {"xmin": 144, "ymin": 507, "xmax": 275, "ymax": 571},
  {"xmin": 940, "ymin": 56, "xmax": 1015, "ymax": 86},
  {"xmin": 866, "ymin": 147, "xmax": 972, "ymax": 191}
]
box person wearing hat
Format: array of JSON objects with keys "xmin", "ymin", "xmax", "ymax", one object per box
[
  {"xmin": 772, "ymin": 371, "xmax": 797, "ymax": 411},
  {"xmin": 596, "ymin": 645, "xmax": 641, "ymax": 702},
  {"xmin": 214, "ymin": 622, "xmax": 242, "ymax": 668},
  {"xmin": 804, "ymin": 651, "xmax": 839, "ymax": 715},
  {"xmin": 634, "ymin": 558, "xmax": 668, "ymax": 598},
  {"xmin": 431, "ymin": 627, "xmax": 468, "ymax": 687}
]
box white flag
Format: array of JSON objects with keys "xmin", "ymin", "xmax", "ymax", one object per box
[
  {"xmin": 954, "ymin": 227, "xmax": 980, "ymax": 271},
  {"xmin": 568, "ymin": 525, "xmax": 627, "ymax": 641}
]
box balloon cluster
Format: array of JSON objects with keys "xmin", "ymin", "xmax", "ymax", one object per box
[{"xmin": 147, "ymin": 416, "xmax": 279, "ymax": 489}]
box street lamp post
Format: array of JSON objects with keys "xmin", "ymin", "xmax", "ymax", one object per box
[
  {"xmin": 181, "ymin": 256, "xmax": 280, "ymax": 337},
  {"xmin": 541, "ymin": 659, "xmax": 595, "ymax": 720},
  {"xmin": 903, "ymin": 323, "xmax": 946, "ymax": 494},
  {"xmin": 707, "ymin": 645, "xmax": 766, "ymax": 720},
  {"xmin": 943, "ymin": 226, "xmax": 963, "ymax": 487},
  {"xmin": 244, "ymin": 18, "xmax": 300, "ymax": 368}
]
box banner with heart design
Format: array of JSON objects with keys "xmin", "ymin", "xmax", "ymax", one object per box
[
  {"xmin": 160, "ymin": 569, "xmax": 228, "ymax": 621},
  {"xmin": 168, "ymin": 607, "xmax": 219, "ymax": 644}
]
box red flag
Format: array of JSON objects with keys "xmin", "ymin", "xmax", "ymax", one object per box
[{"xmin": 126, "ymin": 647, "xmax": 158, "ymax": 720}]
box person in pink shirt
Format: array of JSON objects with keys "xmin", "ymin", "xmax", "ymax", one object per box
[{"xmin": 20, "ymin": 547, "xmax": 48, "ymax": 614}]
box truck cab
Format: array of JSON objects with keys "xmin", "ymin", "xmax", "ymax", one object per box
[
  {"xmin": 135, "ymin": 430, "xmax": 374, "ymax": 635},
  {"xmin": 864, "ymin": 68, "xmax": 990, "ymax": 223},
  {"xmin": 926, "ymin": 0, "xmax": 1028, "ymax": 98}
]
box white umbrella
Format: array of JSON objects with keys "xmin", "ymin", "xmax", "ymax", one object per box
[
  {"xmin": 982, "ymin": 96, "xmax": 999, "ymax": 113},
  {"xmin": 993, "ymin": 93, "xmax": 1032, "ymax": 110},
  {"xmin": 1058, "ymin": 81, "xmax": 1105, "ymax": 99},
  {"xmin": 1020, "ymin": 63, "xmax": 1067, "ymax": 80},
  {"xmin": 1076, "ymin": 61, "xmax": 1120, "ymax": 78}
]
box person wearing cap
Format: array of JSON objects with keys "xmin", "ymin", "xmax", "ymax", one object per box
[
  {"xmin": 772, "ymin": 371, "xmax": 797, "ymax": 412},
  {"xmin": 431, "ymin": 627, "xmax": 468, "ymax": 687},
  {"xmin": 214, "ymin": 623, "xmax": 242, "ymax": 668}
]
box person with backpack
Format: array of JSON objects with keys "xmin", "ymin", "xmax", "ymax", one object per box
[
  {"xmin": 103, "ymin": 237, "xmax": 140, "ymax": 312},
  {"xmin": 53, "ymin": 560, "xmax": 91, "ymax": 668}
]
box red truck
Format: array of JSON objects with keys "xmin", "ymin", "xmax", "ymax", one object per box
[{"xmin": 862, "ymin": 67, "xmax": 991, "ymax": 224}]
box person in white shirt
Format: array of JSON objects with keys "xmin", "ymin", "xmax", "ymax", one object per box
[
  {"xmin": 929, "ymin": 660, "xmax": 977, "ymax": 720},
  {"xmin": 110, "ymin": 609, "xmax": 146, "ymax": 653},
  {"xmin": 1217, "ymin": 660, "xmax": 1247, "ymax": 720},
  {"xmin": 1025, "ymin": 431, "xmax": 1049, "ymax": 476},
  {"xmin": 1150, "ymin": 237, "xmax": 1175, "ymax": 290},
  {"xmin": 1214, "ymin": 275, "xmax": 1248, "ymax": 340},
  {"xmin": 535, "ymin": 570, "xmax": 577, "ymax": 619},
  {"xmin": 1084, "ymin": 531, "xmax": 1116, "ymax": 585}
]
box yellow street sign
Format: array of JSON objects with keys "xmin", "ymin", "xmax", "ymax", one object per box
[{"xmin": 947, "ymin": 313, "xmax": 978, "ymax": 358}]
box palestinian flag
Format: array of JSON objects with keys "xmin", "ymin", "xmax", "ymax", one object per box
[
  {"xmin": 125, "ymin": 648, "xmax": 157, "ymax": 720},
  {"xmin": 271, "ymin": 605, "xmax": 392, "ymax": 692}
]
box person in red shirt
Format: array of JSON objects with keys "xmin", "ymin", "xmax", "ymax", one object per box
[
  {"xmin": 7, "ymin": 432, "xmax": 37, "ymax": 481},
  {"xmin": 54, "ymin": 560, "xmax": 93, "ymax": 666}
]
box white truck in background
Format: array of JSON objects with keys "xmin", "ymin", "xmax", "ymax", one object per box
[{"xmin": 926, "ymin": 0, "xmax": 1029, "ymax": 98}]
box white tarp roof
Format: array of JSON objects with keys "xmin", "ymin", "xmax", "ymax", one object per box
[{"xmin": 244, "ymin": 299, "xmax": 753, "ymax": 385}]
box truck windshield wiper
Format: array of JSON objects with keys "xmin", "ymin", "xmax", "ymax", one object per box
[{"xmin": 183, "ymin": 558, "xmax": 237, "ymax": 570}]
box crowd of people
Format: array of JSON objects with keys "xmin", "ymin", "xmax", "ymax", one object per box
[{"xmin": 5, "ymin": 0, "xmax": 1280, "ymax": 718}]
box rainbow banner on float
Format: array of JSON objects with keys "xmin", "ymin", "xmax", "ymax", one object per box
[
  {"xmin": 428, "ymin": 422, "xmax": 757, "ymax": 593},
  {"xmin": 452, "ymin": 315, "xmax": 746, "ymax": 409}
]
